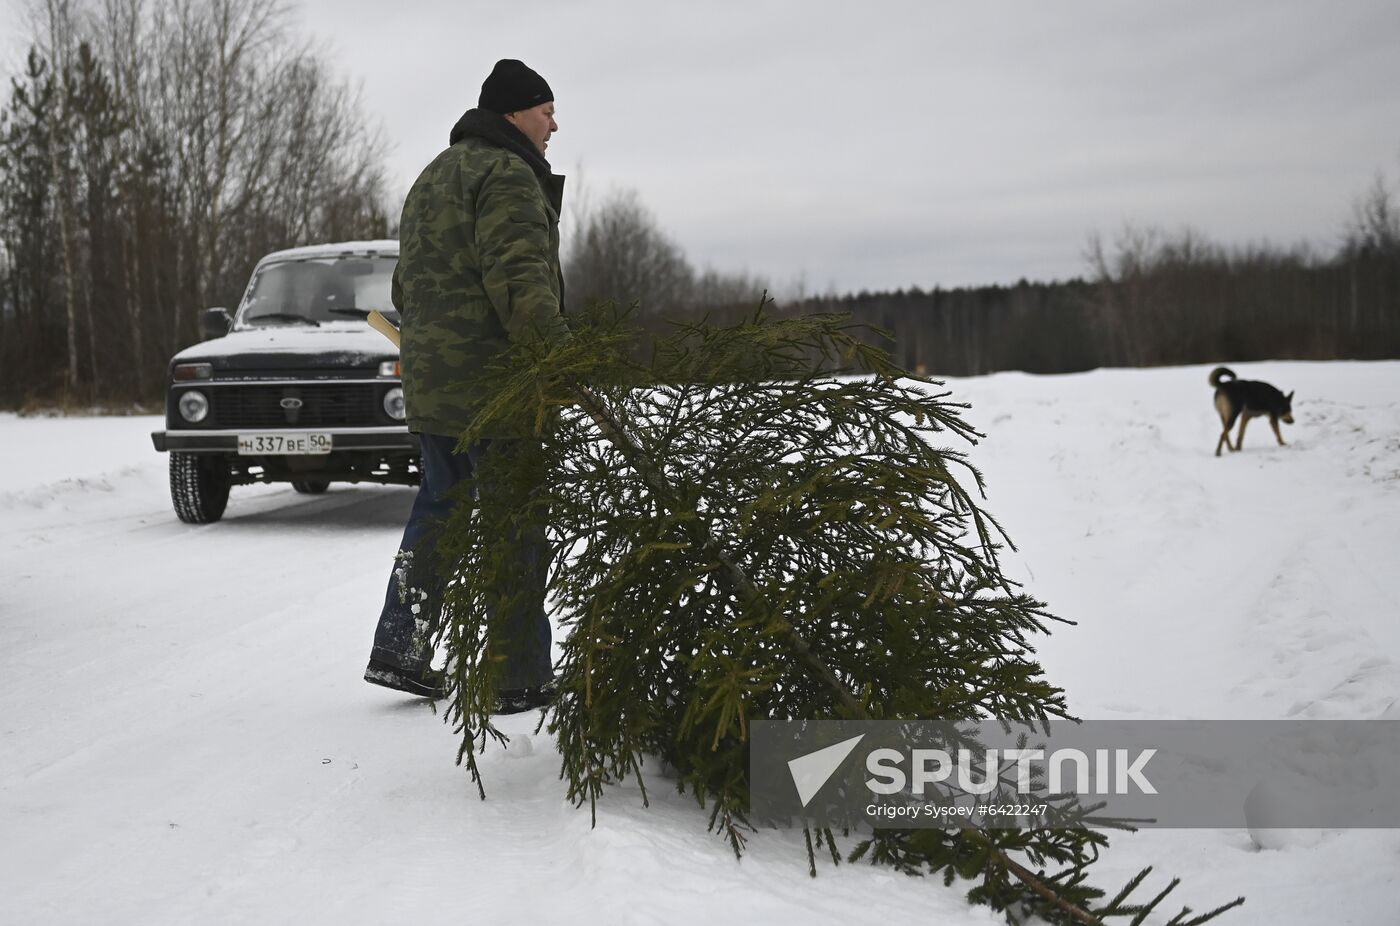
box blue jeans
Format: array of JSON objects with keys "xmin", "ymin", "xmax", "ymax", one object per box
[{"xmin": 369, "ymin": 433, "xmax": 552, "ymax": 690}]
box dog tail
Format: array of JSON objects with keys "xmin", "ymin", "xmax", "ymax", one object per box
[{"xmin": 1209, "ymin": 366, "xmax": 1236, "ymax": 387}]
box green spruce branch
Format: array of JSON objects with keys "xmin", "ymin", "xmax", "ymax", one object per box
[{"xmin": 429, "ymin": 302, "xmax": 1243, "ymax": 925}]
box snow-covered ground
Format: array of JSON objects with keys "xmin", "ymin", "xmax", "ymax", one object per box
[{"xmin": 3, "ymin": 361, "xmax": 1398, "ymax": 924}]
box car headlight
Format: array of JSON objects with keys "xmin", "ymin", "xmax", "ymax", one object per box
[
  {"xmin": 173, "ymin": 363, "xmax": 213, "ymax": 381},
  {"xmin": 378, "ymin": 360, "xmax": 401, "ymax": 377},
  {"xmin": 383, "ymin": 387, "xmax": 405, "ymax": 421},
  {"xmin": 178, "ymin": 390, "xmax": 210, "ymax": 423}
]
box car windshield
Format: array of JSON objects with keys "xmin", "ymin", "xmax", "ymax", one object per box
[{"xmin": 239, "ymin": 255, "xmax": 397, "ymax": 326}]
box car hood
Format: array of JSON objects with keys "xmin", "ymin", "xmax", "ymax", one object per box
[{"xmin": 171, "ymin": 323, "xmax": 397, "ymax": 372}]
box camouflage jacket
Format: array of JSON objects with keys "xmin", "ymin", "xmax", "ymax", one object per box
[{"xmin": 393, "ymin": 108, "xmax": 567, "ymax": 438}]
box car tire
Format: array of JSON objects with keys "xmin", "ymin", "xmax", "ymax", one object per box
[
  {"xmin": 170, "ymin": 452, "xmax": 231, "ymax": 523},
  {"xmin": 292, "ymin": 480, "xmax": 330, "ymax": 495}
]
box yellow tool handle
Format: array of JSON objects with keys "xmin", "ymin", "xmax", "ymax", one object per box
[{"xmin": 367, "ymin": 309, "xmax": 401, "ymax": 348}]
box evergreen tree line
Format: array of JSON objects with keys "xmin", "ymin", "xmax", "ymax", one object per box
[
  {"xmin": 0, "ymin": 0, "xmax": 390, "ymax": 409},
  {"xmin": 791, "ymin": 209, "xmax": 1400, "ymax": 377},
  {"xmin": 570, "ymin": 177, "xmax": 1400, "ymax": 377}
]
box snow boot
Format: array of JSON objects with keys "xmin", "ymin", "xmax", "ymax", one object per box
[
  {"xmin": 495, "ymin": 679, "xmax": 558, "ymax": 715},
  {"xmin": 363, "ymin": 658, "xmax": 447, "ymax": 699}
]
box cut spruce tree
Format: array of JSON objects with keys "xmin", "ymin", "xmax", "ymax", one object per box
[{"xmin": 424, "ymin": 304, "xmax": 1243, "ymax": 925}]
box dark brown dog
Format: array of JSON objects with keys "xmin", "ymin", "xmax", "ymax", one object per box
[{"xmin": 1210, "ymin": 367, "xmax": 1294, "ymax": 456}]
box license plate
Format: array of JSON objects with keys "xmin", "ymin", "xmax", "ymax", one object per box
[{"xmin": 237, "ymin": 432, "xmax": 333, "ymax": 455}]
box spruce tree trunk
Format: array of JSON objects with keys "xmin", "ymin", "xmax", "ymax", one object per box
[{"xmin": 47, "ymin": 119, "xmax": 80, "ymax": 396}]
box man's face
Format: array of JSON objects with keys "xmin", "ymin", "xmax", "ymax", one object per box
[{"xmin": 505, "ymin": 102, "xmax": 557, "ymax": 156}]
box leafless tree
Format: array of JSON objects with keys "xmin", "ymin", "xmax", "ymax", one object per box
[
  {"xmin": 1345, "ymin": 172, "xmax": 1399, "ymax": 257},
  {"xmin": 0, "ymin": 0, "xmax": 391, "ymax": 407},
  {"xmin": 564, "ymin": 186, "xmax": 768, "ymax": 319},
  {"xmin": 565, "ymin": 188, "xmax": 695, "ymax": 313}
]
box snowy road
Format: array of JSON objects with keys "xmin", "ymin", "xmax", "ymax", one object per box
[{"xmin": 3, "ymin": 361, "xmax": 1399, "ymax": 924}]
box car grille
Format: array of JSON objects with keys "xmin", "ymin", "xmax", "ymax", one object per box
[{"xmin": 210, "ymin": 383, "xmax": 381, "ymax": 428}]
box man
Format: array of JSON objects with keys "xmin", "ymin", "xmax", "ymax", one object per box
[{"xmin": 364, "ymin": 59, "xmax": 566, "ymax": 710}]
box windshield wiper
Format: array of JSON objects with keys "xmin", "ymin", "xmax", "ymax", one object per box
[
  {"xmin": 328, "ymin": 307, "xmax": 399, "ymax": 320},
  {"xmin": 245, "ymin": 313, "xmax": 321, "ymax": 327}
]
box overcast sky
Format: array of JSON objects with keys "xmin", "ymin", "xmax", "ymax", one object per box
[{"xmin": 5, "ymin": 0, "xmax": 1400, "ymax": 293}]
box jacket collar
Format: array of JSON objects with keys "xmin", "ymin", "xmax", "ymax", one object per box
[{"xmin": 448, "ymin": 108, "xmax": 553, "ymax": 178}]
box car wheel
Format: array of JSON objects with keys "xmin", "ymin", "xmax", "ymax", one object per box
[{"xmin": 169, "ymin": 452, "xmax": 231, "ymax": 523}]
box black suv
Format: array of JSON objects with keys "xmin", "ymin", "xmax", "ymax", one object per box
[{"xmin": 151, "ymin": 240, "xmax": 420, "ymax": 523}]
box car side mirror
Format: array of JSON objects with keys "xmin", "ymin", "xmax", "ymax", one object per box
[{"xmin": 201, "ymin": 307, "xmax": 233, "ymax": 339}]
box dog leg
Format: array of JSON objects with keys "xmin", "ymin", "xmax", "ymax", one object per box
[
  {"xmin": 1215, "ymin": 394, "xmax": 1238, "ymax": 457},
  {"xmin": 1234, "ymin": 414, "xmax": 1251, "ymax": 452},
  {"xmin": 1270, "ymin": 417, "xmax": 1286, "ymax": 446}
]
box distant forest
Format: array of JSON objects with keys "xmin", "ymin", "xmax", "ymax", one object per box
[
  {"xmin": 784, "ymin": 221, "xmax": 1400, "ymax": 376},
  {"xmin": 568, "ymin": 185, "xmax": 1400, "ymax": 378},
  {"xmin": 2, "ymin": 1, "xmax": 1398, "ymax": 409}
]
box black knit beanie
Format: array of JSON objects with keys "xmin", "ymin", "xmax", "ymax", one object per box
[{"xmin": 478, "ymin": 59, "xmax": 553, "ymax": 115}]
